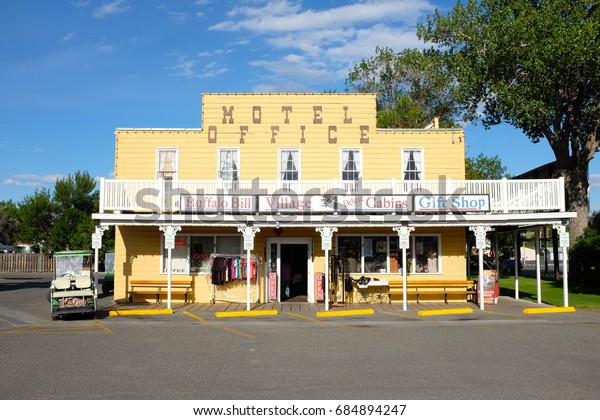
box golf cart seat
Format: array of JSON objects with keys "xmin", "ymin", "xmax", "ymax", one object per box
[
  {"xmin": 54, "ymin": 277, "xmax": 72, "ymax": 290},
  {"xmin": 74, "ymin": 276, "xmax": 92, "ymax": 289}
]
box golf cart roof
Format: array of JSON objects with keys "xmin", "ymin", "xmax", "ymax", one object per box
[{"xmin": 54, "ymin": 250, "xmax": 93, "ymax": 256}]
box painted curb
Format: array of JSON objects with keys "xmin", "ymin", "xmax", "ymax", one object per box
[
  {"xmin": 109, "ymin": 308, "xmax": 174, "ymax": 316},
  {"xmin": 316, "ymin": 308, "xmax": 375, "ymax": 318},
  {"xmin": 523, "ymin": 307, "xmax": 576, "ymax": 314},
  {"xmin": 214, "ymin": 309, "xmax": 279, "ymax": 318},
  {"xmin": 418, "ymin": 308, "xmax": 473, "ymax": 317}
]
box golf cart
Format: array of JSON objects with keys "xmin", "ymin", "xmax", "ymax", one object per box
[
  {"xmin": 102, "ymin": 251, "xmax": 114, "ymax": 294},
  {"xmin": 50, "ymin": 250, "xmax": 97, "ymax": 320}
]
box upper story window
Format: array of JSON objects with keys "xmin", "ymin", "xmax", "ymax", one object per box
[
  {"xmin": 218, "ymin": 148, "xmax": 239, "ymax": 181},
  {"xmin": 402, "ymin": 148, "xmax": 423, "ymax": 181},
  {"xmin": 157, "ymin": 148, "xmax": 178, "ymax": 180},
  {"xmin": 280, "ymin": 148, "xmax": 300, "ymax": 181},
  {"xmin": 341, "ymin": 148, "xmax": 361, "ymax": 181}
]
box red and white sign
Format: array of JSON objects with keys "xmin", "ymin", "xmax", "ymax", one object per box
[
  {"xmin": 269, "ymin": 272, "xmax": 278, "ymax": 302},
  {"xmin": 258, "ymin": 195, "xmax": 334, "ymax": 213},
  {"xmin": 337, "ymin": 195, "xmax": 411, "ymax": 213},
  {"xmin": 316, "ymin": 272, "xmax": 325, "ymax": 301},
  {"xmin": 180, "ymin": 195, "xmax": 254, "ymax": 213}
]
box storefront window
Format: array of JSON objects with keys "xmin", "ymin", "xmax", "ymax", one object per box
[
  {"xmin": 364, "ymin": 236, "xmax": 387, "ymax": 273},
  {"xmin": 337, "ymin": 236, "xmax": 361, "ymax": 273},
  {"xmin": 190, "ymin": 236, "xmax": 213, "ymax": 273},
  {"xmin": 217, "ymin": 236, "xmax": 241, "ymax": 254},
  {"xmin": 162, "ymin": 235, "xmax": 242, "ymax": 274},
  {"xmin": 414, "ymin": 236, "xmax": 439, "ymax": 273},
  {"xmin": 389, "ymin": 236, "xmax": 401, "ymax": 273},
  {"xmin": 162, "ymin": 236, "xmax": 189, "ymax": 274},
  {"xmin": 337, "ymin": 234, "xmax": 440, "ymax": 274}
]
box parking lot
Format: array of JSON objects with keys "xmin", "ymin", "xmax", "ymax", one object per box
[{"xmin": 1, "ymin": 272, "xmax": 600, "ymax": 404}]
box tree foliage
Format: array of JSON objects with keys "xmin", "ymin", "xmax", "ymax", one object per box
[
  {"xmin": 346, "ymin": 47, "xmax": 459, "ymax": 128},
  {"xmin": 418, "ymin": 0, "xmax": 600, "ymax": 241},
  {"xmin": 16, "ymin": 171, "xmax": 101, "ymax": 252},
  {"xmin": 569, "ymin": 212, "xmax": 600, "ymax": 288},
  {"xmin": 0, "ymin": 200, "xmax": 20, "ymax": 245},
  {"xmin": 18, "ymin": 188, "xmax": 55, "ymax": 248},
  {"xmin": 465, "ymin": 153, "xmax": 510, "ymax": 180}
]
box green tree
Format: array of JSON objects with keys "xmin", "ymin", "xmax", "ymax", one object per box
[
  {"xmin": 18, "ymin": 188, "xmax": 55, "ymax": 248},
  {"xmin": 17, "ymin": 171, "xmax": 100, "ymax": 252},
  {"xmin": 569, "ymin": 211, "xmax": 600, "ymax": 287},
  {"xmin": 418, "ymin": 0, "xmax": 600, "ymax": 242},
  {"xmin": 346, "ymin": 47, "xmax": 459, "ymax": 128},
  {"xmin": 49, "ymin": 171, "xmax": 99, "ymax": 251},
  {"xmin": 465, "ymin": 153, "xmax": 510, "ymax": 180},
  {"xmin": 0, "ymin": 200, "xmax": 20, "ymax": 245}
]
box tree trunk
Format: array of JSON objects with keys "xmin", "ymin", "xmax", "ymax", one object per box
[{"xmin": 563, "ymin": 162, "xmax": 590, "ymax": 245}]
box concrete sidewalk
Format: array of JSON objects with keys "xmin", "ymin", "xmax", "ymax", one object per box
[{"xmin": 100, "ymin": 295, "xmax": 566, "ymax": 317}]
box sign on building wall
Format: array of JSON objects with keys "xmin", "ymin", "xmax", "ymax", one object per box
[
  {"xmin": 414, "ymin": 195, "xmax": 490, "ymax": 212},
  {"xmin": 258, "ymin": 195, "xmax": 335, "ymax": 213},
  {"xmin": 180, "ymin": 195, "xmax": 254, "ymax": 213},
  {"xmin": 337, "ymin": 195, "xmax": 412, "ymax": 213}
]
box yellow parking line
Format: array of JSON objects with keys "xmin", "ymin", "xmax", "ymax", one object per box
[
  {"xmin": 523, "ymin": 306, "xmax": 576, "ymax": 314},
  {"xmin": 285, "ymin": 312, "xmax": 324, "ymax": 323},
  {"xmin": 381, "ymin": 311, "xmax": 421, "ymax": 320},
  {"xmin": 93, "ymin": 318, "xmax": 114, "ymax": 334},
  {"xmin": 418, "ymin": 308, "xmax": 473, "ymax": 317},
  {"xmin": 183, "ymin": 311, "xmax": 256, "ymax": 340}
]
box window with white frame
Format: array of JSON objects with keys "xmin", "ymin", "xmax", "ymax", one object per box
[
  {"xmin": 279, "ymin": 148, "xmax": 300, "ymax": 181},
  {"xmin": 402, "ymin": 148, "xmax": 423, "ymax": 181},
  {"xmin": 157, "ymin": 148, "xmax": 178, "ymax": 180},
  {"xmin": 163, "ymin": 234, "xmax": 242, "ymax": 274},
  {"xmin": 336, "ymin": 234, "xmax": 441, "ymax": 274},
  {"xmin": 341, "ymin": 148, "xmax": 361, "ymax": 181},
  {"xmin": 218, "ymin": 148, "xmax": 239, "ymax": 181}
]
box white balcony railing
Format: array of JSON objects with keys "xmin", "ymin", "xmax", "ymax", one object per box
[{"xmin": 98, "ymin": 177, "xmax": 566, "ymax": 214}]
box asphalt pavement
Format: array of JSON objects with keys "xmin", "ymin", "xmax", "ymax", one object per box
[{"xmin": 1, "ymin": 272, "xmax": 600, "ymax": 405}]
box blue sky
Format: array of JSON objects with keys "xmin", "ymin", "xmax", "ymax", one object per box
[{"xmin": 1, "ymin": 0, "xmax": 599, "ymax": 211}]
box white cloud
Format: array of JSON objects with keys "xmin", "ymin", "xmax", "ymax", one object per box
[
  {"xmin": 3, "ymin": 174, "xmax": 65, "ymax": 188},
  {"xmin": 93, "ymin": 0, "xmax": 129, "ymax": 18},
  {"xmin": 61, "ymin": 32, "xmax": 76, "ymax": 42},
  {"xmin": 99, "ymin": 44, "xmax": 114, "ymax": 53},
  {"xmin": 212, "ymin": 0, "xmax": 434, "ymax": 32},
  {"xmin": 206, "ymin": 0, "xmax": 435, "ymax": 89},
  {"xmin": 168, "ymin": 54, "xmax": 228, "ymax": 79}
]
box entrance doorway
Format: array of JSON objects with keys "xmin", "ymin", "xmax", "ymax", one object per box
[
  {"xmin": 266, "ymin": 237, "xmax": 313, "ymax": 303},
  {"xmin": 280, "ymin": 244, "xmax": 308, "ymax": 302}
]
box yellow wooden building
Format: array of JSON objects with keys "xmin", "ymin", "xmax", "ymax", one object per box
[{"xmin": 93, "ymin": 93, "xmax": 575, "ymax": 309}]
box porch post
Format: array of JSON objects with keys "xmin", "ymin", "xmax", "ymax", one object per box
[
  {"xmin": 160, "ymin": 225, "xmax": 182, "ymax": 310},
  {"xmin": 316, "ymin": 227, "xmax": 338, "ymax": 311},
  {"xmin": 393, "ymin": 225, "xmax": 414, "ymax": 312},
  {"xmin": 238, "ymin": 225, "xmax": 261, "ymax": 311},
  {"xmin": 514, "ymin": 231, "xmax": 519, "ymax": 300},
  {"xmin": 91, "ymin": 225, "xmax": 109, "ymax": 306},
  {"xmin": 469, "ymin": 225, "xmax": 491, "ymax": 310},
  {"xmin": 535, "ymin": 227, "xmax": 542, "ymax": 304},
  {"xmin": 553, "ymin": 224, "xmax": 570, "ymax": 307}
]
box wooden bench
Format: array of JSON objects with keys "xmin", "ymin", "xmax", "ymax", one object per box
[
  {"xmin": 388, "ymin": 280, "xmax": 477, "ymax": 304},
  {"xmin": 128, "ymin": 279, "xmax": 193, "ymax": 303}
]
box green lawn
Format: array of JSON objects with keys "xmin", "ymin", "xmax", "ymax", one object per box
[{"xmin": 497, "ymin": 275, "xmax": 600, "ymax": 310}]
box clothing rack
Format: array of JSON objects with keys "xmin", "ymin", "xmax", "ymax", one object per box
[{"xmin": 209, "ymin": 253, "xmax": 259, "ymax": 305}]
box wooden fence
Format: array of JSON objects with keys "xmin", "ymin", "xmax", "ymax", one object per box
[{"xmin": 0, "ymin": 253, "xmax": 54, "ymax": 273}]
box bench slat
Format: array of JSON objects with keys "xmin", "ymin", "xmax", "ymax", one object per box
[{"xmin": 128, "ymin": 280, "xmax": 193, "ymax": 303}]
